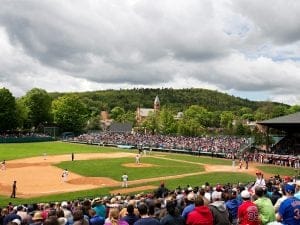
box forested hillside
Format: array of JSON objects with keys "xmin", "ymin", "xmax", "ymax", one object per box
[
  {"xmin": 2, "ymin": 87, "xmax": 297, "ymax": 135},
  {"xmin": 49, "ymin": 88, "xmax": 285, "ymax": 112}
]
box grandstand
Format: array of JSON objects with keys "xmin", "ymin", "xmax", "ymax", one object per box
[{"xmin": 257, "ymin": 112, "xmax": 300, "ymax": 155}]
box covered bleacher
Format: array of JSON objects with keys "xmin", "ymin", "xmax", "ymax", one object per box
[{"xmin": 257, "ymin": 112, "xmax": 300, "ymax": 155}]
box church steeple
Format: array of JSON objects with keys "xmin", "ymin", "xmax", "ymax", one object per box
[{"xmin": 154, "ymin": 95, "xmax": 160, "ymax": 111}]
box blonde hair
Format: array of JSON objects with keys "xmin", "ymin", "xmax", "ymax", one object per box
[{"xmin": 109, "ymin": 208, "xmax": 120, "ymax": 225}]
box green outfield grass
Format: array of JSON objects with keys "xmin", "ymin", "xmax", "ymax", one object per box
[
  {"xmin": 156, "ymin": 152, "xmax": 232, "ymax": 165},
  {"xmin": 0, "ymin": 141, "xmax": 115, "ymax": 160},
  {"xmin": 257, "ymin": 165, "xmax": 299, "ymax": 177},
  {"xmin": 56, "ymin": 157, "xmax": 204, "ymax": 180},
  {"xmin": 0, "ymin": 141, "xmax": 283, "ymax": 206}
]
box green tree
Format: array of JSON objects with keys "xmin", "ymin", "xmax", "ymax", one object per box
[
  {"xmin": 271, "ymin": 105, "xmax": 288, "ymax": 118},
  {"xmin": 110, "ymin": 107, "xmax": 126, "ymax": 122},
  {"xmin": 254, "ymin": 111, "xmax": 268, "ymax": 121},
  {"xmin": 52, "ymin": 95, "xmax": 88, "ymax": 133},
  {"xmin": 159, "ymin": 107, "xmax": 177, "ymax": 134},
  {"xmin": 15, "ymin": 99, "xmax": 29, "ymax": 129},
  {"xmin": 85, "ymin": 115, "xmax": 102, "ymax": 131},
  {"xmin": 22, "ymin": 88, "xmax": 52, "ymax": 128},
  {"xmin": 287, "ymin": 105, "xmax": 300, "ymax": 114},
  {"xmin": 220, "ymin": 111, "xmax": 234, "ymax": 129},
  {"xmin": 177, "ymin": 117, "xmax": 204, "ymax": 136},
  {"xmin": 184, "ymin": 105, "xmax": 210, "ymax": 127},
  {"xmin": 142, "ymin": 111, "xmax": 159, "ymax": 134},
  {"xmin": 0, "ymin": 88, "xmax": 17, "ymax": 131},
  {"xmin": 241, "ymin": 113, "xmax": 255, "ymax": 121},
  {"xmin": 238, "ymin": 107, "xmax": 252, "ymax": 116},
  {"xmin": 120, "ymin": 111, "xmax": 136, "ymax": 124}
]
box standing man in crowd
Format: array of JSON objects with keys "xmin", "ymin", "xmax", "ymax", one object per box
[
  {"xmin": 276, "ymin": 184, "xmax": 300, "ymax": 225},
  {"xmin": 254, "ymin": 186, "xmax": 275, "ymax": 225},
  {"xmin": 121, "ymin": 172, "xmax": 129, "ymax": 188},
  {"xmin": 10, "ymin": 180, "xmax": 17, "ymax": 198},
  {"xmin": 238, "ymin": 190, "xmax": 260, "ymax": 225},
  {"xmin": 253, "ymin": 171, "xmax": 266, "ymax": 190}
]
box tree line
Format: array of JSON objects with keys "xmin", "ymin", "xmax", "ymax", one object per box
[{"xmin": 1, "ymin": 87, "xmax": 299, "ymax": 136}]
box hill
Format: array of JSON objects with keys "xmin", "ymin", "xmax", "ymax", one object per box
[{"xmin": 49, "ymin": 88, "xmax": 287, "ymax": 112}]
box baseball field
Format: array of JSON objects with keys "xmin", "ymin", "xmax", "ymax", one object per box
[{"xmin": 0, "ymin": 141, "xmax": 297, "ymax": 206}]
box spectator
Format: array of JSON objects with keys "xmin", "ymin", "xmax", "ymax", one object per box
[
  {"xmin": 276, "ymin": 184, "xmax": 300, "ymax": 225},
  {"xmin": 73, "ymin": 210, "xmax": 89, "ymax": 225},
  {"xmin": 122, "ymin": 205, "xmax": 139, "ymax": 225},
  {"xmin": 30, "ymin": 211, "xmax": 44, "ymax": 225},
  {"xmin": 181, "ymin": 192, "xmax": 196, "ymax": 221},
  {"xmin": 89, "ymin": 209, "xmax": 105, "ymax": 225},
  {"xmin": 155, "ymin": 183, "xmax": 169, "ymax": 198},
  {"xmin": 133, "ymin": 204, "xmax": 160, "ymax": 225},
  {"xmin": 237, "ymin": 190, "xmax": 260, "ymax": 225},
  {"xmin": 160, "ymin": 201, "xmax": 184, "ymax": 225},
  {"xmin": 209, "ymin": 191, "xmax": 231, "ymax": 225},
  {"xmin": 92, "ymin": 198, "xmax": 106, "ymax": 218},
  {"xmin": 186, "ymin": 196, "xmax": 213, "ymax": 225},
  {"xmin": 254, "ymin": 186, "xmax": 275, "ymax": 225},
  {"xmin": 105, "ymin": 208, "xmax": 128, "ymax": 225},
  {"xmin": 225, "ymin": 190, "xmax": 242, "ymax": 225}
]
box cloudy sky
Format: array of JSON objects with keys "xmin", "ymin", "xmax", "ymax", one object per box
[{"xmin": 1, "ymin": 0, "xmax": 300, "ymax": 105}]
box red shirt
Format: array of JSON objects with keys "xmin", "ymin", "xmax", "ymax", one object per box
[{"xmin": 238, "ymin": 200, "xmax": 260, "ymax": 225}]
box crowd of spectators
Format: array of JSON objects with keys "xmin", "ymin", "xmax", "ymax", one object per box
[
  {"xmin": 74, "ymin": 133, "xmax": 249, "ymax": 155},
  {"xmin": 271, "ymin": 135, "xmax": 300, "ymax": 155},
  {"xmin": 0, "ymin": 132, "xmax": 50, "ymax": 139},
  {"xmin": 73, "ymin": 132, "xmax": 300, "ymax": 168},
  {"xmin": 1, "ymin": 177, "xmax": 299, "ymax": 225}
]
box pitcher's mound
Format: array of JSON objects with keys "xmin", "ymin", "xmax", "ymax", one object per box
[{"xmin": 123, "ymin": 163, "xmax": 156, "ymax": 168}]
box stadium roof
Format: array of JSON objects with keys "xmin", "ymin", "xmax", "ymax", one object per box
[{"xmin": 257, "ymin": 112, "xmax": 300, "ymax": 133}]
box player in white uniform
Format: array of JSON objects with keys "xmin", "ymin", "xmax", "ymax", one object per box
[{"xmin": 121, "ymin": 173, "xmax": 128, "ymax": 188}]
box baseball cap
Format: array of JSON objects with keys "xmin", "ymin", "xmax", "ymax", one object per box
[
  {"xmin": 12, "ymin": 219, "xmax": 21, "ymax": 225},
  {"xmin": 285, "ymin": 184, "xmax": 295, "ymax": 193},
  {"xmin": 284, "ymin": 176, "xmax": 291, "ymax": 182},
  {"xmin": 211, "ymin": 191, "xmax": 222, "ymax": 201},
  {"xmin": 187, "ymin": 192, "xmax": 195, "ymax": 201},
  {"xmin": 241, "ymin": 190, "xmax": 250, "ymax": 199},
  {"xmin": 61, "ymin": 201, "xmax": 68, "ymax": 208}
]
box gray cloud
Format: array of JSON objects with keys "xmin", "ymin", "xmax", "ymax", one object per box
[{"xmin": 0, "ymin": 0, "xmax": 300, "ymax": 105}]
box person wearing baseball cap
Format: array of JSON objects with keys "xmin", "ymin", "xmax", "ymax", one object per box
[
  {"xmin": 276, "ymin": 183, "xmax": 300, "ymax": 225},
  {"xmin": 252, "ymin": 171, "xmax": 266, "ymax": 191},
  {"xmin": 238, "ymin": 190, "xmax": 260, "ymax": 225}
]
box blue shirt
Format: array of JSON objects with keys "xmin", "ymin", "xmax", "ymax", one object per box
[
  {"xmin": 134, "ymin": 217, "xmax": 161, "ymax": 225},
  {"xmin": 226, "ymin": 198, "xmax": 242, "ymax": 220},
  {"xmin": 278, "ymin": 197, "xmax": 300, "ymax": 225},
  {"xmin": 181, "ymin": 203, "xmax": 195, "ymax": 220}
]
